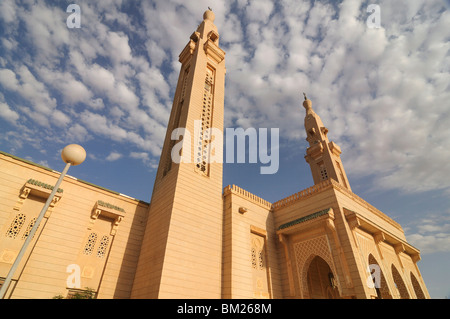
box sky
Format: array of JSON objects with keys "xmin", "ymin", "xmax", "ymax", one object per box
[{"xmin": 0, "ymin": 0, "xmax": 449, "ymax": 298}]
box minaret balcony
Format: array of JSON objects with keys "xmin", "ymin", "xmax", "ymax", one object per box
[
  {"xmin": 328, "ymin": 141, "xmax": 342, "ymax": 157},
  {"xmin": 204, "ymin": 39, "xmax": 225, "ymax": 64},
  {"xmin": 306, "ymin": 142, "xmax": 324, "ymax": 160}
]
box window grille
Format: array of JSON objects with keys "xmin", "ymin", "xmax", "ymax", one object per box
[
  {"xmin": 5, "ymin": 213, "xmax": 26, "ymax": 239},
  {"xmin": 83, "ymin": 232, "xmax": 98, "ymax": 255},
  {"xmin": 22, "ymin": 217, "xmax": 37, "ymax": 240},
  {"xmin": 96, "ymin": 235, "xmax": 110, "ymax": 258}
]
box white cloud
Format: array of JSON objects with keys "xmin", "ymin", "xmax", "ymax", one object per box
[
  {"xmin": 0, "ymin": 68, "xmax": 19, "ymax": 90},
  {"xmin": 130, "ymin": 151, "xmax": 158, "ymax": 169},
  {"xmin": 225, "ymin": 0, "xmax": 450, "ymax": 195},
  {"xmin": 106, "ymin": 151, "xmax": 123, "ymax": 161},
  {"xmin": 406, "ymin": 214, "xmax": 450, "ymax": 254},
  {"xmin": 0, "ymin": 101, "xmax": 19, "ymax": 123},
  {"xmin": 107, "ymin": 31, "xmax": 133, "ymax": 64},
  {"xmin": 245, "ymin": 0, "xmax": 274, "ymax": 23},
  {"xmin": 0, "ymin": 0, "xmax": 449, "ymax": 197},
  {"xmin": 65, "ymin": 123, "xmax": 90, "ymax": 143},
  {"xmin": 0, "ymin": 0, "xmax": 17, "ymax": 24},
  {"xmin": 51, "ymin": 110, "xmax": 71, "ymax": 128}
]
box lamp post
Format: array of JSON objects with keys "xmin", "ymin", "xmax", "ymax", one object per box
[{"xmin": 0, "ymin": 144, "xmax": 86, "ymax": 299}]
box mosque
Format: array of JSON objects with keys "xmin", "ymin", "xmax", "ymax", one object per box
[{"xmin": 0, "ymin": 9, "xmax": 429, "ymax": 299}]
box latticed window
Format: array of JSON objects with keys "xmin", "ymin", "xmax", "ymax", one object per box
[
  {"xmin": 251, "ymin": 248, "xmax": 257, "ymax": 269},
  {"xmin": 320, "ymin": 166, "xmax": 328, "ymax": 180},
  {"xmin": 250, "ymin": 232, "xmax": 270, "ymax": 298},
  {"xmin": 5, "ymin": 213, "xmax": 26, "ymax": 239},
  {"xmin": 196, "ymin": 67, "xmax": 215, "ymax": 176},
  {"xmin": 22, "ymin": 217, "xmax": 37, "ymax": 240},
  {"xmin": 83, "ymin": 232, "xmax": 98, "ymax": 255},
  {"xmin": 96, "ymin": 235, "xmax": 110, "ymax": 258},
  {"xmin": 259, "ymin": 251, "xmax": 264, "ymax": 269}
]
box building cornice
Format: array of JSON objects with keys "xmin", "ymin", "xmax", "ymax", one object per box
[{"xmin": 223, "ymin": 184, "xmax": 272, "ymax": 210}]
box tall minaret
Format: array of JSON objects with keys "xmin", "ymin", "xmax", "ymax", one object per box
[
  {"xmin": 303, "ymin": 94, "xmax": 351, "ymax": 191},
  {"xmin": 131, "ymin": 9, "xmax": 226, "ymax": 299}
]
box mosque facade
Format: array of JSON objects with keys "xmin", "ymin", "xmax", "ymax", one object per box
[{"xmin": 0, "ymin": 10, "xmax": 429, "ymax": 299}]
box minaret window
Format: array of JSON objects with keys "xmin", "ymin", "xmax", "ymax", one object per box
[
  {"xmin": 163, "ymin": 67, "xmax": 190, "ymax": 176},
  {"xmin": 196, "ymin": 66, "xmax": 215, "ymax": 176},
  {"xmin": 319, "ymin": 164, "xmax": 328, "ymax": 180},
  {"xmin": 207, "ymin": 30, "xmax": 219, "ymax": 44}
]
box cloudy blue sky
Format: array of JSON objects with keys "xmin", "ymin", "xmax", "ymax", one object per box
[{"xmin": 0, "ymin": 0, "xmax": 449, "ymax": 298}]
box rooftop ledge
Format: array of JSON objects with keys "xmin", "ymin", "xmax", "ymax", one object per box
[
  {"xmin": 272, "ymin": 179, "xmax": 402, "ymax": 232},
  {"xmin": 0, "ymin": 150, "xmax": 149, "ymax": 205},
  {"xmin": 224, "ymin": 179, "xmax": 403, "ymax": 235},
  {"xmin": 223, "ymin": 184, "xmax": 272, "ymax": 209}
]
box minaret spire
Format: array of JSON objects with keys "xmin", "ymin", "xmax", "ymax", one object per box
[
  {"xmin": 132, "ymin": 10, "xmax": 226, "ymax": 298},
  {"xmin": 302, "ymin": 95, "xmax": 351, "ymax": 190}
]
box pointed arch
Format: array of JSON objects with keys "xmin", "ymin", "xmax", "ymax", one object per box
[
  {"xmin": 306, "ymin": 255, "xmax": 340, "ymax": 299},
  {"xmin": 293, "ymin": 236, "xmax": 340, "ymax": 299},
  {"xmin": 410, "ymin": 272, "xmax": 426, "ymax": 299},
  {"xmin": 368, "ymin": 254, "xmax": 391, "ymax": 299},
  {"xmin": 391, "ymin": 264, "xmax": 410, "ymax": 299}
]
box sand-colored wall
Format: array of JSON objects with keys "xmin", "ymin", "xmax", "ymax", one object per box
[
  {"xmin": 222, "ymin": 185, "xmax": 282, "ymax": 298},
  {"xmin": 0, "ymin": 152, "xmax": 148, "ymax": 299}
]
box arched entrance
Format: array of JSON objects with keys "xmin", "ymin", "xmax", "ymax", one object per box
[{"xmin": 306, "ymin": 256, "xmax": 340, "ymax": 299}]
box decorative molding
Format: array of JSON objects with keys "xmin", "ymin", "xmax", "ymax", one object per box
[
  {"xmin": 305, "ymin": 141, "xmax": 324, "ymax": 160},
  {"xmin": 179, "ymin": 32, "xmax": 199, "ymax": 64},
  {"xmin": 89, "ymin": 200, "xmax": 125, "ymax": 235},
  {"xmin": 277, "ymin": 208, "xmax": 332, "ymax": 232},
  {"xmin": 13, "ymin": 179, "xmax": 63, "ymax": 216},
  {"xmin": 26, "ymin": 178, "xmax": 63, "ymax": 194},
  {"xmin": 344, "ymin": 208, "xmax": 420, "ymax": 259},
  {"xmin": 250, "ymin": 225, "xmax": 267, "ymax": 237},
  {"xmin": 238, "ymin": 207, "xmax": 248, "ymax": 214},
  {"xmin": 96, "ymin": 200, "xmax": 125, "ymax": 213},
  {"xmin": 328, "ymin": 141, "xmax": 341, "ymax": 156}
]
